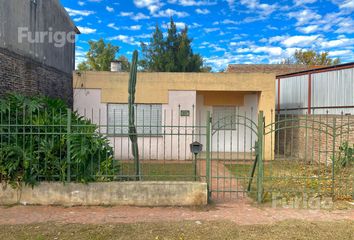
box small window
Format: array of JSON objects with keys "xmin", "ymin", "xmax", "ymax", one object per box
[
  {"xmin": 212, "ymin": 106, "xmax": 237, "ymax": 130},
  {"xmin": 108, "ymin": 104, "xmax": 162, "ymax": 135}
]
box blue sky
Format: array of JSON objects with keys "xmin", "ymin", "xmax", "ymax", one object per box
[{"xmin": 61, "ymin": 0, "xmax": 354, "ymax": 71}]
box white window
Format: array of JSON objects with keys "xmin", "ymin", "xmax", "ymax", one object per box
[
  {"xmin": 108, "ymin": 104, "xmax": 162, "ymax": 135},
  {"xmin": 212, "ymin": 106, "xmax": 237, "ymax": 130}
]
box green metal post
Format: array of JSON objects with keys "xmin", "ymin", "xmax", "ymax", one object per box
[
  {"xmin": 193, "ymin": 153, "xmax": 197, "ymax": 181},
  {"xmin": 257, "ymin": 111, "xmax": 264, "ymax": 203},
  {"xmin": 247, "ymin": 141, "xmax": 258, "ymax": 192},
  {"xmin": 206, "ymin": 111, "xmax": 211, "ymax": 200},
  {"xmin": 331, "ymin": 117, "xmax": 336, "ymax": 197},
  {"xmin": 66, "ymin": 108, "xmax": 71, "ymax": 182}
]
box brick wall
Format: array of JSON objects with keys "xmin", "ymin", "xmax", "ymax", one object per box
[
  {"xmin": 0, "ymin": 47, "xmax": 73, "ymax": 107},
  {"xmin": 274, "ymin": 114, "xmax": 354, "ymax": 164}
]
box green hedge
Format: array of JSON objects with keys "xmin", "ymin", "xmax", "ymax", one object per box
[{"xmin": 0, "ymin": 94, "xmax": 118, "ymax": 188}]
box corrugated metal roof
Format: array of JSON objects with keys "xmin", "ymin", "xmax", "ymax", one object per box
[
  {"xmin": 227, "ymin": 64, "xmax": 320, "ymax": 75},
  {"xmin": 276, "ymin": 62, "xmax": 354, "ymax": 78}
]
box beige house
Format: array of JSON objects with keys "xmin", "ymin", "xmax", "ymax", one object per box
[{"xmin": 73, "ymin": 71, "xmax": 275, "ymax": 160}]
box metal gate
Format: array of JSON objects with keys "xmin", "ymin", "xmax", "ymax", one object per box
[
  {"xmin": 206, "ymin": 110, "xmax": 262, "ymax": 201},
  {"xmin": 206, "ymin": 111, "xmax": 353, "ymax": 203}
]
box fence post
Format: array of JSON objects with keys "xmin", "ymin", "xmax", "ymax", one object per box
[
  {"xmin": 331, "ymin": 116, "xmax": 336, "ymax": 197},
  {"xmin": 206, "ymin": 111, "xmax": 211, "ymax": 201},
  {"xmin": 257, "ymin": 111, "xmax": 264, "ymax": 203},
  {"xmin": 67, "ymin": 108, "xmax": 71, "ymax": 182}
]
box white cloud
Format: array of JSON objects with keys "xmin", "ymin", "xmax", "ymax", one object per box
[
  {"xmin": 120, "ymin": 12, "xmax": 150, "ymax": 21},
  {"xmin": 196, "ymin": 8, "xmax": 210, "ymax": 14},
  {"xmin": 134, "ymin": 33, "xmax": 151, "ymax": 39},
  {"xmin": 320, "ymin": 37, "xmax": 354, "ymax": 48},
  {"xmin": 240, "ymin": 0, "xmax": 277, "ymax": 16},
  {"xmin": 120, "ymin": 12, "xmax": 134, "ymax": 17},
  {"xmin": 153, "ymin": 8, "xmax": 189, "ymax": 18},
  {"xmin": 134, "ymin": 0, "xmax": 163, "ymax": 13},
  {"xmin": 106, "ymin": 6, "xmax": 114, "ymax": 12},
  {"xmin": 335, "ymin": 18, "xmax": 354, "ymax": 33},
  {"xmin": 209, "ymin": 44, "xmax": 226, "ymax": 52},
  {"xmin": 73, "ymin": 17, "xmax": 83, "ymax": 22},
  {"xmin": 132, "ymin": 13, "xmax": 150, "ymax": 20},
  {"xmin": 222, "ymin": 19, "xmax": 238, "ymax": 24},
  {"xmin": 176, "ymin": 0, "xmax": 217, "ymax": 6},
  {"xmin": 78, "ymin": 1, "xmax": 85, "ymax": 6},
  {"xmin": 293, "ymin": 0, "xmax": 317, "ymax": 6},
  {"xmin": 296, "ymin": 25, "xmax": 319, "ymax": 34},
  {"xmin": 281, "ymin": 35, "xmax": 320, "ymax": 47},
  {"xmin": 190, "ymin": 22, "xmax": 202, "ymax": 28},
  {"xmin": 127, "ymin": 25, "xmax": 142, "ymax": 31},
  {"xmin": 236, "ymin": 48, "xmax": 251, "ymax": 53},
  {"xmin": 65, "ymin": 8, "xmax": 95, "ymax": 17},
  {"xmin": 75, "ymin": 49, "xmax": 87, "ymax": 69},
  {"xmin": 288, "ymin": 9, "xmax": 321, "ymax": 26},
  {"xmin": 268, "ymin": 35, "xmax": 287, "ymax": 44},
  {"xmin": 107, "ymin": 23, "xmax": 120, "ymax": 30},
  {"xmin": 254, "ymin": 46, "xmax": 283, "ymax": 56},
  {"xmin": 328, "ymin": 50, "xmax": 352, "ymax": 56},
  {"xmin": 107, "ymin": 35, "xmax": 140, "ymax": 45},
  {"xmin": 226, "ymin": 0, "xmax": 236, "ymax": 10},
  {"xmin": 77, "ymin": 26, "xmax": 97, "ymax": 34},
  {"xmin": 204, "ymin": 28, "xmax": 219, "ymax": 33},
  {"xmin": 339, "ymin": 0, "xmax": 354, "ymax": 10}
]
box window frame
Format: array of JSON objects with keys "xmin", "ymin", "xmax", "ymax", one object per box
[{"xmin": 107, "ymin": 103, "xmax": 163, "ymax": 137}]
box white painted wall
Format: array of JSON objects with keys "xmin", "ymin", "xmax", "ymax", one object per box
[
  {"xmin": 197, "ymin": 93, "xmax": 258, "ymax": 155},
  {"xmin": 74, "ymin": 89, "xmax": 258, "ymax": 160},
  {"xmin": 74, "ymin": 89, "xmax": 197, "ymax": 160}
]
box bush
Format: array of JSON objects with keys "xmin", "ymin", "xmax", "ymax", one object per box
[
  {"xmin": 333, "ymin": 141, "xmax": 353, "ymax": 169},
  {"xmin": 0, "ymin": 93, "xmax": 118, "ymax": 188}
]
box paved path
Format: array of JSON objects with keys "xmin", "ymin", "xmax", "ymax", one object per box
[
  {"xmin": 0, "ymin": 199, "xmax": 352, "ymax": 225},
  {"xmin": 198, "ymin": 159, "xmax": 249, "ymax": 201}
]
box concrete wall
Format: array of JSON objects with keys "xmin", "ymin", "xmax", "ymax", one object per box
[
  {"xmin": 0, "ymin": 0, "xmax": 77, "ymax": 106},
  {"xmin": 0, "ymin": 182, "xmax": 207, "ymax": 206},
  {"xmin": 0, "ymin": 0, "xmax": 76, "ymax": 74}
]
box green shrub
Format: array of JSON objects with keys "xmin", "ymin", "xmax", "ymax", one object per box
[
  {"xmin": 333, "ymin": 141, "xmax": 353, "ymax": 169},
  {"xmin": 0, "ymin": 93, "xmax": 118, "ymax": 188}
]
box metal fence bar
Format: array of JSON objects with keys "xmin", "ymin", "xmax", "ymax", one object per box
[
  {"xmin": 257, "ymin": 111, "xmax": 264, "ymax": 203},
  {"xmin": 206, "ymin": 111, "xmax": 211, "ymax": 200},
  {"xmin": 66, "ymin": 108, "xmax": 71, "ymax": 182}
]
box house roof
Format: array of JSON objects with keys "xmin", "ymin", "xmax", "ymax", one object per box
[
  {"xmin": 276, "ymin": 62, "xmax": 354, "ymax": 78},
  {"xmin": 226, "ymin": 64, "xmax": 321, "ymax": 75}
]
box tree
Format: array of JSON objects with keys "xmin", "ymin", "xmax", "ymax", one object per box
[
  {"xmin": 284, "ymin": 50, "xmax": 341, "ymax": 66},
  {"xmin": 140, "ymin": 18, "xmax": 210, "ymax": 72},
  {"xmin": 77, "ymin": 61, "xmax": 90, "ymax": 71},
  {"xmin": 78, "ymin": 38, "xmax": 119, "ymax": 71},
  {"xmin": 117, "ymin": 55, "xmax": 131, "ymax": 72}
]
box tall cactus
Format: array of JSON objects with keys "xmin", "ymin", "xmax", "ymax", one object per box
[{"xmin": 128, "ymin": 50, "xmax": 140, "ymax": 180}]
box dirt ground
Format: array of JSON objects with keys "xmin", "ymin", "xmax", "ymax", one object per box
[
  {"xmin": 0, "ymin": 199, "xmax": 353, "ymax": 225},
  {"xmin": 1, "ymin": 220, "xmax": 353, "ymax": 240}
]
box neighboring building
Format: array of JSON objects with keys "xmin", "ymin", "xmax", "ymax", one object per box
[
  {"xmin": 276, "ymin": 62, "xmax": 354, "ymax": 115},
  {"xmin": 73, "ymin": 71, "xmax": 276, "ymax": 160},
  {"xmin": 227, "ymin": 64, "xmax": 320, "ymax": 75},
  {"xmin": 0, "ymin": 0, "xmax": 79, "ymax": 106}
]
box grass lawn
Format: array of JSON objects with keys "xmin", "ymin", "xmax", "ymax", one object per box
[
  {"xmin": 226, "ymin": 160, "xmax": 353, "ymax": 202},
  {"xmin": 119, "ymin": 162, "xmax": 198, "ymax": 181},
  {"xmin": 0, "ymin": 220, "xmax": 352, "ymax": 240}
]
